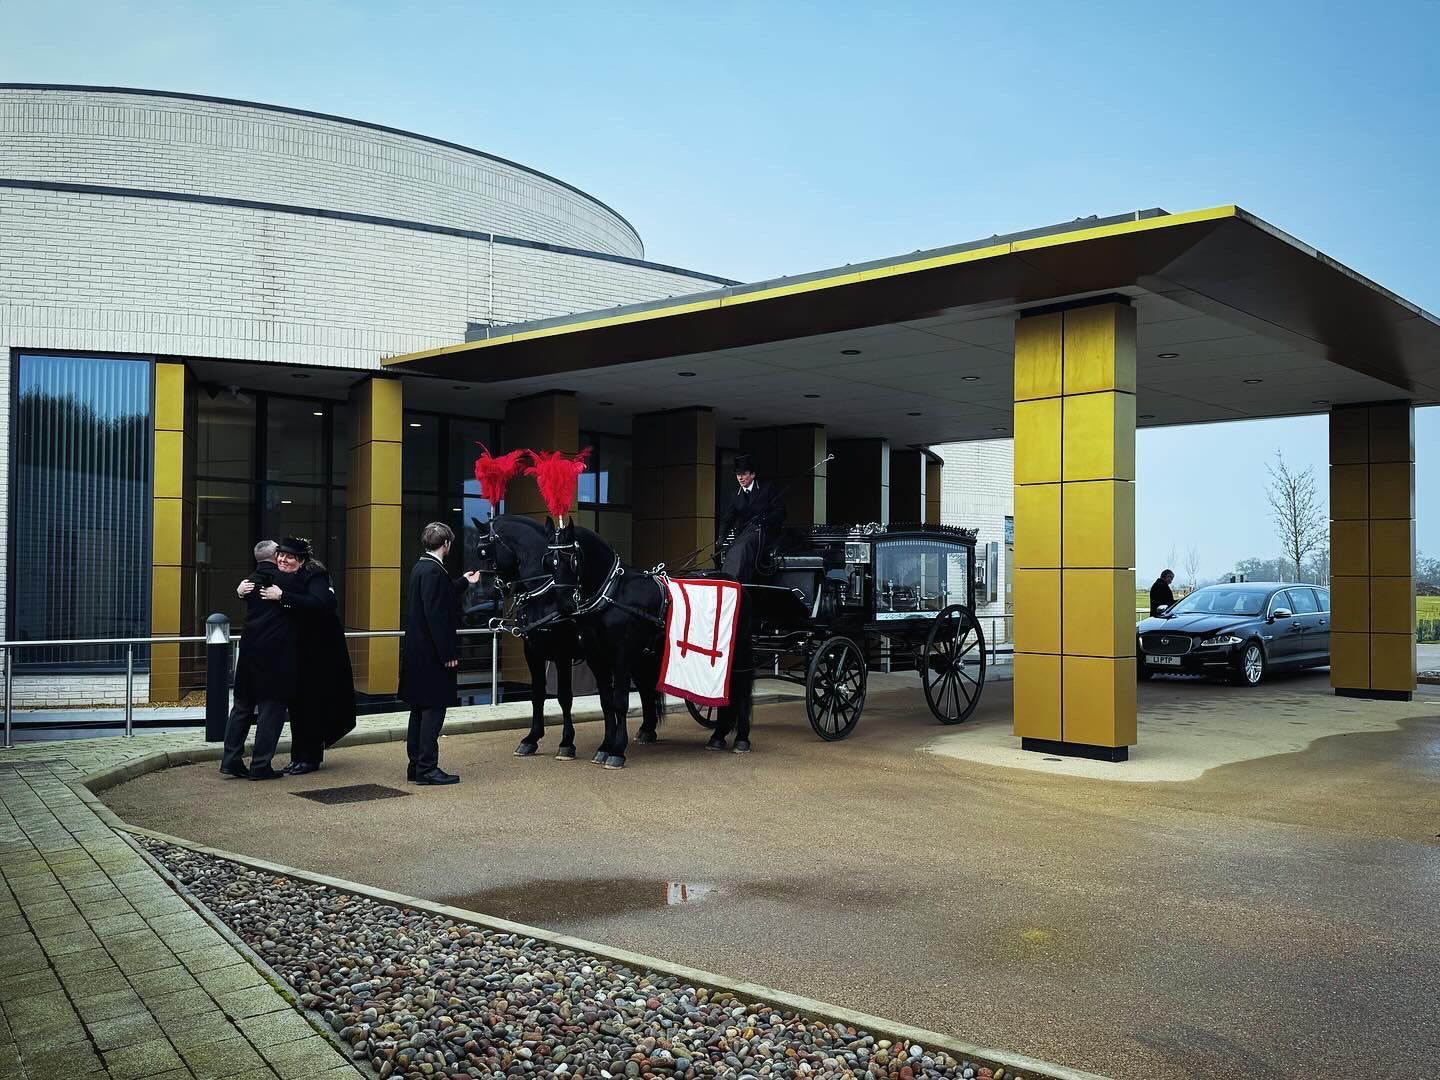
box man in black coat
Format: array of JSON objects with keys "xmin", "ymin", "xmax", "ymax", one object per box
[
  {"xmin": 717, "ymin": 453, "xmax": 786, "ymax": 584},
  {"xmin": 1150, "ymin": 569, "xmax": 1177, "ymax": 616},
  {"xmin": 222, "ymin": 540, "xmax": 299, "ymax": 780},
  {"xmin": 399, "ymin": 522, "xmax": 480, "ymax": 785}
]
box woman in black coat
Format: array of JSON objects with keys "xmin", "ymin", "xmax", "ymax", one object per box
[{"xmin": 273, "ymin": 537, "xmax": 356, "ymax": 775}]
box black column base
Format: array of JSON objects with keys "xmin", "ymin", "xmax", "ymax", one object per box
[
  {"xmin": 1022, "ymin": 737, "xmax": 1129, "ymax": 762},
  {"xmin": 1334, "ymin": 687, "xmax": 1412, "ymax": 702}
]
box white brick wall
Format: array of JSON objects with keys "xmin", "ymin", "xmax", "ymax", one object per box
[
  {"xmin": 0, "ymin": 87, "xmax": 731, "ymax": 707},
  {"xmin": 0, "ymin": 86, "xmax": 644, "ymax": 258},
  {"xmin": 935, "ymin": 440, "xmax": 1014, "ymax": 635}
]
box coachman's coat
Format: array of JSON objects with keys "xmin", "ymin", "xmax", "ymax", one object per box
[{"xmin": 399, "ymin": 554, "xmax": 469, "ymax": 708}]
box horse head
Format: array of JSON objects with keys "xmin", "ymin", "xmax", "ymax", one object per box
[{"xmin": 545, "ymin": 518, "xmax": 584, "ymax": 616}]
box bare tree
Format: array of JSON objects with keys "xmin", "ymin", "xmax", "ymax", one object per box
[
  {"xmin": 1182, "ymin": 544, "xmax": 1202, "ymax": 592},
  {"xmin": 1266, "ymin": 449, "xmax": 1326, "ymax": 583}
]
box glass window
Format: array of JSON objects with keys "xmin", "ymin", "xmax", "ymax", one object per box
[
  {"xmin": 197, "ymin": 389, "xmax": 255, "ymax": 479},
  {"xmin": 403, "ymin": 412, "xmax": 440, "ymax": 492},
  {"xmin": 1313, "ymin": 587, "xmax": 1330, "ymax": 612},
  {"xmin": 262, "ymin": 485, "xmax": 327, "ymax": 562},
  {"xmin": 1285, "ymin": 587, "xmax": 1319, "ymax": 614},
  {"xmin": 11, "ymin": 354, "xmax": 152, "ymax": 667},
  {"xmin": 331, "ymin": 404, "xmax": 350, "ymax": 487},
  {"xmin": 266, "ymin": 397, "xmax": 326, "ymax": 485},
  {"xmin": 197, "ymin": 479, "xmax": 256, "ymax": 628},
  {"xmin": 873, "ymin": 538, "xmax": 969, "ymax": 618}
]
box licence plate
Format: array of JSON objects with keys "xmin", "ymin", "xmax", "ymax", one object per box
[{"xmin": 1146, "ymin": 654, "xmax": 1182, "ymax": 667}]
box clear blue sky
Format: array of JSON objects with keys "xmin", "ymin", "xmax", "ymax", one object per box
[{"xmin": 5, "ymin": 0, "xmax": 1438, "ymax": 577}]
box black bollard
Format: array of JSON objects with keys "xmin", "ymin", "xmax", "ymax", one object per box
[{"xmin": 205, "ymin": 613, "xmax": 231, "ymax": 742}]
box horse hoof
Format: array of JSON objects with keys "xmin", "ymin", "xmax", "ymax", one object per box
[
  {"xmin": 635, "ymin": 730, "xmax": 657, "ymax": 745},
  {"xmin": 732, "ymin": 740, "xmax": 752, "ymax": 754},
  {"xmin": 514, "ymin": 742, "xmax": 539, "ymax": 757},
  {"xmin": 555, "ymin": 746, "xmax": 576, "ymax": 761},
  {"xmin": 591, "ymin": 751, "xmax": 608, "ymax": 765},
  {"xmin": 603, "ymin": 755, "xmax": 626, "ymax": 770},
  {"xmin": 704, "ymin": 738, "xmax": 727, "ymax": 751}
]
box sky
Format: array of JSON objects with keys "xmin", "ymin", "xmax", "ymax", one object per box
[{"xmin": 4, "ymin": 0, "xmax": 1438, "ymax": 578}]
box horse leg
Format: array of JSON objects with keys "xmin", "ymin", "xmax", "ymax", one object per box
[
  {"xmin": 555, "ymin": 653, "xmax": 576, "ymax": 760},
  {"xmin": 588, "ymin": 653, "xmax": 615, "ymax": 765},
  {"xmin": 635, "ymin": 652, "xmax": 661, "ymax": 745},
  {"xmin": 514, "ymin": 640, "xmax": 547, "ymax": 757},
  {"xmin": 603, "ymin": 659, "xmax": 631, "ymax": 769}
]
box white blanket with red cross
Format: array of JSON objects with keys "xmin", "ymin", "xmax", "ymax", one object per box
[{"xmin": 657, "ymin": 577, "xmax": 743, "ymax": 706}]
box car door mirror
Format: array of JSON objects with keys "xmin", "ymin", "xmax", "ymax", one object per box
[
  {"xmin": 1156, "ymin": 604, "xmax": 1169, "ymax": 615},
  {"xmin": 1269, "ymin": 607, "xmax": 1292, "ymax": 622}
]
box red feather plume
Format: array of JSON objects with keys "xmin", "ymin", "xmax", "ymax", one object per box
[
  {"xmin": 472, "ymin": 444, "xmax": 528, "ymax": 509},
  {"xmin": 525, "ymin": 447, "xmax": 592, "ymax": 521}
]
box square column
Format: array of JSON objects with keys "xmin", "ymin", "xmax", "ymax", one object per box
[
  {"xmin": 740, "ymin": 424, "xmax": 827, "ymax": 525},
  {"xmin": 1329, "ymin": 402, "xmax": 1416, "ymax": 700},
  {"xmin": 150, "ymin": 362, "xmax": 197, "ymax": 702},
  {"xmin": 889, "ymin": 449, "xmax": 927, "ymax": 524},
  {"xmin": 345, "ymin": 377, "xmax": 403, "ymax": 694},
  {"xmin": 1012, "ymin": 302, "xmax": 1137, "ymax": 762},
  {"xmin": 827, "ymin": 438, "xmax": 889, "ymax": 525},
  {"xmin": 633, "ymin": 407, "xmax": 716, "ymax": 568},
  {"xmin": 503, "ymin": 391, "xmax": 579, "ymax": 522}
]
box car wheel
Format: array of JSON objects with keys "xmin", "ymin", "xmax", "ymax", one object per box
[{"xmin": 1232, "ymin": 642, "xmax": 1266, "ymax": 687}]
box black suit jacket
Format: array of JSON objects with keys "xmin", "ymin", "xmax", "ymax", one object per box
[
  {"xmin": 718, "ymin": 479, "xmax": 786, "ymax": 540},
  {"xmin": 1149, "ymin": 578, "xmax": 1176, "ymax": 616},
  {"xmin": 399, "ymin": 555, "xmax": 469, "ymax": 708}
]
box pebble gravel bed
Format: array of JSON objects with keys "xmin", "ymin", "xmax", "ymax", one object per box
[{"xmin": 140, "ymin": 838, "xmax": 1035, "ymax": 1080}]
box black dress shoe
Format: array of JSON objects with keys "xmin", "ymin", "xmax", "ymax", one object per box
[
  {"xmin": 220, "ymin": 764, "xmax": 251, "ymax": 779},
  {"xmin": 414, "ymin": 768, "xmax": 459, "ymax": 786},
  {"xmin": 248, "ymin": 765, "xmax": 285, "ymax": 781},
  {"xmin": 732, "ymin": 739, "xmax": 752, "ymax": 754},
  {"xmin": 283, "ymin": 762, "xmax": 320, "ymax": 776},
  {"xmin": 704, "ymin": 736, "xmax": 727, "ymax": 751}
]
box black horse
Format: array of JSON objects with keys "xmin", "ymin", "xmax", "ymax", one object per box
[
  {"xmin": 546, "ymin": 520, "xmax": 754, "ymax": 769},
  {"xmin": 471, "ymin": 515, "xmax": 664, "ymax": 760}
]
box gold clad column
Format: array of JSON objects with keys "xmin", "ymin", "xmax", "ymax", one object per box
[
  {"xmin": 504, "ymin": 391, "xmax": 579, "ymax": 522},
  {"xmin": 1329, "ymin": 402, "xmax": 1416, "ymax": 700},
  {"xmin": 1012, "ymin": 301, "xmax": 1137, "ymax": 761},
  {"xmin": 150, "ymin": 362, "xmax": 197, "ymax": 702},
  {"xmin": 346, "ymin": 377, "xmax": 403, "ymax": 694},
  {"xmin": 633, "ymin": 407, "xmax": 716, "ymax": 568},
  {"xmin": 925, "ymin": 454, "xmax": 943, "ymax": 526}
]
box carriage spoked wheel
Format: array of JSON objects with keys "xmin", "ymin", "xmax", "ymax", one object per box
[
  {"xmin": 806, "ymin": 636, "xmax": 867, "ymax": 741},
  {"xmin": 685, "ymin": 700, "xmax": 718, "ymax": 729},
  {"xmin": 923, "ymin": 603, "xmax": 986, "ymax": 724}
]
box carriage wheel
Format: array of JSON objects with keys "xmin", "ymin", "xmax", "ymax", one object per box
[
  {"xmin": 923, "ymin": 604, "xmax": 986, "ymax": 724},
  {"xmin": 806, "ymin": 636, "xmax": 867, "ymax": 741},
  {"xmin": 685, "ymin": 700, "xmax": 717, "ymax": 729}
]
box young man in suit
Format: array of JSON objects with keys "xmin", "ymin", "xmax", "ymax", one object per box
[
  {"xmin": 399, "ymin": 522, "xmax": 481, "ymax": 785},
  {"xmin": 717, "ymin": 453, "xmax": 786, "ymax": 584}
]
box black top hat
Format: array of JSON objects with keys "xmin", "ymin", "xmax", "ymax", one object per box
[
  {"xmin": 733, "ymin": 453, "xmax": 755, "ymax": 473},
  {"xmin": 276, "ymin": 536, "xmax": 311, "ymax": 558}
]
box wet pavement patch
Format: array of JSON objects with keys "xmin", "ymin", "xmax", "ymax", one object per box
[{"xmin": 291, "ymin": 783, "xmax": 412, "ymax": 805}]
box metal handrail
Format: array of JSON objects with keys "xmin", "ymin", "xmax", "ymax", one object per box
[{"xmin": 0, "ymin": 624, "xmax": 502, "ymax": 750}]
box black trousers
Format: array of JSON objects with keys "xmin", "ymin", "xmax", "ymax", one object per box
[
  {"xmin": 288, "ymin": 715, "xmax": 325, "ymax": 767},
  {"xmin": 407, "ymin": 707, "xmax": 447, "ymax": 773},
  {"xmin": 221, "ymin": 695, "xmax": 287, "ymax": 771},
  {"xmin": 721, "ymin": 529, "xmax": 764, "ymax": 583}
]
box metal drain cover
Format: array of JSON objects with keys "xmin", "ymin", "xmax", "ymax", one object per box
[{"xmin": 292, "ymin": 783, "xmax": 411, "ymax": 805}]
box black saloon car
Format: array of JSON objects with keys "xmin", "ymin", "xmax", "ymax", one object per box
[{"xmin": 1136, "ymin": 582, "xmax": 1330, "ymax": 686}]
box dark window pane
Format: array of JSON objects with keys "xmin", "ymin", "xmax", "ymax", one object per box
[
  {"xmin": 331, "ymin": 404, "xmax": 349, "ymax": 487},
  {"xmin": 197, "ymin": 388, "xmax": 255, "ymax": 479},
  {"xmin": 403, "ymin": 413, "xmax": 440, "ymax": 492},
  {"xmin": 197, "ymin": 479, "xmax": 256, "ymax": 629},
  {"xmin": 267, "ymin": 397, "xmax": 326, "ymax": 485},
  {"xmin": 601, "ymin": 435, "xmax": 630, "ymax": 505},
  {"xmin": 262, "ymin": 486, "xmax": 327, "ymax": 562},
  {"xmin": 12, "ymin": 354, "xmax": 151, "ymax": 667},
  {"xmin": 327, "ymin": 487, "xmax": 347, "ymax": 620}
]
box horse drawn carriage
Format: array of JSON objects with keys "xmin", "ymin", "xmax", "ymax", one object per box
[{"xmin": 687, "ymin": 521, "xmax": 988, "ymax": 740}]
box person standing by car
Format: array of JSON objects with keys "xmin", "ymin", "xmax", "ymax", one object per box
[
  {"xmin": 1149, "ymin": 568, "xmax": 1176, "ymax": 616},
  {"xmin": 224, "ymin": 539, "xmax": 299, "ymax": 780},
  {"xmin": 399, "ymin": 522, "xmax": 481, "ymax": 786}
]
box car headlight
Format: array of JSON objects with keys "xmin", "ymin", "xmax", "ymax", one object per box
[{"xmin": 1199, "ymin": 634, "xmax": 1242, "ymax": 647}]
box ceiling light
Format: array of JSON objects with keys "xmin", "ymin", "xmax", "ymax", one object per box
[
  {"xmin": 597, "ymin": 400, "xmax": 614, "ymax": 407},
  {"xmin": 280, "ymin": 499, "xmax": 293, "ymax": 505},
  {"xmin": 961, "ymin": 375, "xmax": 980, "ymax": 382},
  {"xmin": 1139, "ymin": 413, "xmax": 1155, "ymax": 420},
  {"xmin": 1312, "ymin": 398, "xmax": 1330, "ymax": 405},
  {"xmin": 733, "ymin": 416, "xmax": 748, "ymax": 421},
  {"xmin": 312, "ymin": 410, "xmax": 323, "ymax": 417},
  {"xmin": 678, "ymin": 371, "xmax": 696, "ymax": 377},
  {"xmin": 409, "ymin": 422, "xmax": 422, "ymax": 428},
  {"xmin": 291, "ymin": 373, "xmax": 311, "ymax": 380},
  {"xmin": 907, "ymin": 411, "xmax": 923, "ymax": 417},
  {"xmin": 804, "ymin": 393, "xmax": 821, "ymax": 399},
  {"xmin": 451, "ymin": 507, "xmax": 462, "ymax": 512},
  {"xmin": 1157, "ymin": 352, "xmax": 1180, "ymax": 359},
  {"xmin": 841, "ymin": 349, "xmax": 862, "ymax": 356},
  {"xmin": 452, "ymin": 384, "xmax": 469, "ymax": 391},
  {"xmin": 1243, "ymin": 378, "xmax": 1264, "ymax": 384},
  {"xmin": 992, "ymin": 426, "xmax": 1008, "ymax": 432}
]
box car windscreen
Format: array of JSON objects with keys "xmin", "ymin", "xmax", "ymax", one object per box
[{"xmin": 1167, "ymin": 588, "xmax": 1265, "ymax": 616}]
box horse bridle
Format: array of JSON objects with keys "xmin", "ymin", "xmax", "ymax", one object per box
[{"xmin": 474, "ymin": 521, "xmax": 563, "ymax": 635}]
